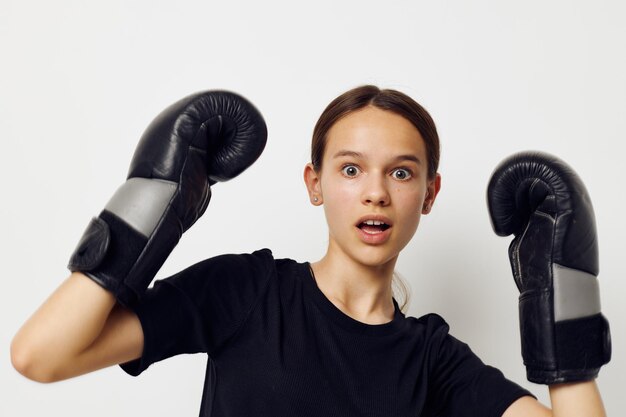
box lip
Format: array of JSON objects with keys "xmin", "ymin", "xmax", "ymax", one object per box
[{"xmin": 354, "ymin": 214, "xmax": 393, "ymax": 245}]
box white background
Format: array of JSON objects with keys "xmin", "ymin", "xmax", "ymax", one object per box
[{"xmin": 2, "ymin": 1, "xmax": 624, "ymax": 415}]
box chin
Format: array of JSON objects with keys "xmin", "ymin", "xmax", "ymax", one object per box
[{"xmin": 351, "ymin": 246, "xmax": 400, "ymax": 268}]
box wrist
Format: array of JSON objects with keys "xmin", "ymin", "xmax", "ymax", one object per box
[{"xmin": 548, "ymin": 380, "xmax": 606, "ymax": 417}]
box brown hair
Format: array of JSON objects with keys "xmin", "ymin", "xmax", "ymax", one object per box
[
  {"xmin": 311, "ymin": 85, "xmax": 440, "ymax": 179},
  {"xmin": 310, "ymin": 85, "xmax": 441, "ymax": 314}
]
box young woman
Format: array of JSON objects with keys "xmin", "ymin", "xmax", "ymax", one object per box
[{"xmin": 11, "ymin": 86, "xmax": 608, "ymax": 416}]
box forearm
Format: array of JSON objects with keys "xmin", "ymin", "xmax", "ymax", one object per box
[
  {"xmin": 548, "ymin": 380, "xmax": 606, "ymax": 417},
  {"xmin": 11, "ymin": 272, "xmax": 117, "ymax": 381}
]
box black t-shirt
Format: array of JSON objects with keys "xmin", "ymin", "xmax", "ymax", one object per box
[{"xmin": 120, "ymin": 248, "xmax": 532, "ymax": 416}]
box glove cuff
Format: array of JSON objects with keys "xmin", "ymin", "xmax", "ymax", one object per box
[
  {"xmin": 522, "ymin": 311, "xmax": 611, "ymax": 384},
  {"xmin": 68, "ymin": 210, "xmax": 148, "ymax": 306},
  {"xmin": 68, "ymin": 217, "xmax": 110, "ymax": 271},
  {"xmin": 527, "ymin": 367, "xmax": 601, "ymax": 384}
]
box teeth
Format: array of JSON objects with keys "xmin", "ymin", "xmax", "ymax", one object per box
[{"xmin": 363, "ymin": 220, "xmax": 386, "ymax": 226}]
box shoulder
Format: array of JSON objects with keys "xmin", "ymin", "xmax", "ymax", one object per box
[
  {"xmin": 178, "ymin": 248, "xmax": 276, "ymax": 277},
  {"xmin": 214, "ymin": 248, "xmax": 304, "ymax": 279},
  {"xmin": 158, "ymin": 248, "xmax": 279, "ymax": 294},
  {"xmin": 404, "ymin": 313, "xmax": 476, "ymax": 367},
  {"xmin": 405, "ymin": 312, "xmax": 451, "ymax": 341},
  {"xmin": 411, "ymin": 312, "xmax": 449, "ymax": 329}
]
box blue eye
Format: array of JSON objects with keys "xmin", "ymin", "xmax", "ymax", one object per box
[
  {"xmin": 341, "ymin": 165, "xmax": 360, "ymax": 177},
  {"xmin": 393, "ymin": 168, "xmax": 412, "ymax": 180}
]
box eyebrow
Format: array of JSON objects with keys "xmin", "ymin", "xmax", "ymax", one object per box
[{"xmin": 332, "ymin": 150, "xmax": 421, "ymax": 165}]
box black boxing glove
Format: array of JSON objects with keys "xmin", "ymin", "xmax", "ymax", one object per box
[
  {"xmin": 68, "ymin": 91, "xmax": 267, "ymax": 307},
  {"xmin": 487, "ymin": 151, "xmax": 611, "ymax": 384}
]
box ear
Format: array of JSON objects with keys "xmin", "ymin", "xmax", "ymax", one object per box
[
  {"xmin": 303, "ymin": 163, "xmax": 323, "ymax": 205},
  {"xmin": 422, "ymin": 173, "xmax": 441, "ymax": 214}
]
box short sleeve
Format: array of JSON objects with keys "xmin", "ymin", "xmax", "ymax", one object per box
[
  {"xmin": 425, "ymin": 315, "xmax": 534, "ymax": 417},
  {"xmin": 119, "ymin": 248, "xmax": 274, "ymax": 376}
]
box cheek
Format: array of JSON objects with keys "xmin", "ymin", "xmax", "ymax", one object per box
[
  {"xmin": 321, "ymin": 174, "xmax": 359, "ymax": 205},
  {"xmin": 394, "ymin": 187, "xmax": 424, "ymax": 212},
  {"xmin": 320, "ymin": 177, "xmax": 356, "ymax": 227},
  {"xmin": 396, "ymin": 190, "xmax": 424, "ymax": 239}
]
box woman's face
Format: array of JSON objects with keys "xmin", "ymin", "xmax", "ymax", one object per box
[{"xmin": 304, "ymin": 106, "xmax": 441, "ymax": 268}]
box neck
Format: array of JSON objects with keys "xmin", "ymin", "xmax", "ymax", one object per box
[{"xmin": 310, "ymin": 247, "xmax": 398, "ymax": 325}]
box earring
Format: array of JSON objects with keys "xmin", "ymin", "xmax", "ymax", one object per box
[{"xmin": 313, "ymin": 197, "xmax": 319, "ymax": 203}]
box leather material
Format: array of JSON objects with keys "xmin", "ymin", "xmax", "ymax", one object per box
[
  {"xmin": 68, "ymin": 217, "xmax": 110, "ymax": 271},
  {"xmin": 552, "ymin": 263, "xmax": 601, "ymax": 321},
  {"xmin": 103, "ymin": 177, "xmax": 178, "ymax": 237},
  {"xmin": 487, "ymin": 151, "xmax": 611, "ymax": 384},
  {"xmin": 68, "ymin": 90, "xmax": 267, "ymax": 306},
  {"xmin": 129, "ymin": 90, "xmax": 267, "ymax": 184},
  {"xmin": 488, "ymin": 152, "xmax": 598, "ymax": 275}
]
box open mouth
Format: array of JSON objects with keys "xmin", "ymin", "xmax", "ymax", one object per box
[{"xmin": 357, "ymin": 220, "xmax": 391, "ymax": 233}]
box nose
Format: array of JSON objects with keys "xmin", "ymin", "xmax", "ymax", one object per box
[{"xmin": 362, "ymin": 173, "xmax": 390, "ymax": 206}]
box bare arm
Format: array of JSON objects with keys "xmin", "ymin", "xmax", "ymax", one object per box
[
  {"xmin": 9, "ymin": 92, "xmax": 267, "ymax": 384},
  {"xmin": 503, "ymin": 380, "xmax": 606, "ymax": 417},
  {"xmin": 11, "ymin": 272, "xmax": 144, "ymax": 383}
]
